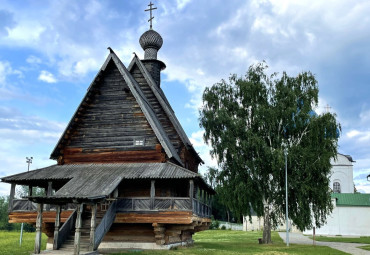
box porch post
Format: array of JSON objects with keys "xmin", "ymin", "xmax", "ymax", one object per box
[
  {"xmin": 53, "ymin": 205, "xmax": 61, "ymax": 250},
  {"xmin": 74, "ymin": 203, "xmax": 83, "ymax": 255},
  {"xmin": 150, "ymin": 180, "xmax": 155, "ymax": 210},
  {"xmin": 46, "ymin": 182, "xmax": 52, "ymax": 211},
  {"xmin": 89, "ymin": 203, "xmax": 97, "ymax": 251},
  {"xmin": 34, "ymin": 203, "xmax": 43, "ymax": 254},
  {"xmin": 28, "ymin": 185, "xmax": 33, "ymax": 196},
  {"xmin": 189, "ymin": 180, "xmax": 194, "ymax": 210},
  {"xmin": 8, "ymin": 183, "xmax": 16, "ymax": 212}
]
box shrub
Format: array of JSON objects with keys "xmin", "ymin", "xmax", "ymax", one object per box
[{"xmin": 209, "ymin": 220, "xmax": 220, "ymax": 230}]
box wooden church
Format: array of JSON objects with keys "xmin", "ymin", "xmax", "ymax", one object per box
[{"xmin": 1, "ymin": 3, "xmax": 213, "ymax": 254}]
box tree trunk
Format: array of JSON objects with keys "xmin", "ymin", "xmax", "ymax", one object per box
[
  {"xmin": 262, "ymin": 204, "xmax": 271, "ymax": 244},
  {"xmin": 227, "ymin": 210, "xmax": 230, "ymax": 222}
]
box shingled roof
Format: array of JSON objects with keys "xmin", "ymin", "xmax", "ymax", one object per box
[
  {"xmin": 128, "ymin": 55, "xmax": 203, "ymax": 164},
  {"xmin": 50, "ymin": 51, "xmax": 184, "ymax": 166},
  {"xmin": 2, "ymin": 162, "xmax": 214, "ymax": 200}
]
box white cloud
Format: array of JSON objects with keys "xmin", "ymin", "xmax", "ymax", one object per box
[
  {"xmin": 26, "ymin": 55, "xmax": 42, "ymax": 64},
  {"xmin": 189, "ymin": 130, "xmax": 218, "ymax": 176},
  {"xmin": 176, "ymin": 0, "xmax": 192, "ymax": 10},
  {"xmin": 0, "ymin": 60, "xmax": 22, "ymax": 85},
  {"xmin": 38, "ymin": 70, "xmax": 57, "ymax": 83}
]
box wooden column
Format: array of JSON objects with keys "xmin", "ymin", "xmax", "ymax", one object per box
[
  {"xmin": 28, "ymin": 185, "xmax": 33, "ymax": 196},
  {"xmin": 8, "ymin": 183, "xmax": 16, "ymax": 212},
  {"xmin": 34, "ymin": 203, "xmax": 43, "ymax": 254},
  {"xmin": 189, "ymin": 180, "xmax": 194, "ymax": 210},
  {"xmin": 150, "ymin": 180, "xmax": 155, "ymax": 210},
  {"xmin": 74, "ymin": 203, "xmax": 83, "ymax": 255},
  {"xmin": 46, "ymin": 182, "xmax": 52, "ymax": 211},
  {"xmin": 53, "ymin": 205, "xmax": 61, "ymax": 250},
  {"xmin": 89, "ymin": 203, "xmax": 97, "ymax": 251}
]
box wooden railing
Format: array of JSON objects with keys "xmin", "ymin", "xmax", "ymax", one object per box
[
  {"xmin": 56, "ymin": 209, "xmax": 77, "ymax": 250},
  {"xmin": 11, "ymin": 199, "xmax": 37, "ymax": 211},
  {"xmin": 193, "ymin": 199, "xmax": 211, "ymax": 218},
  {"xmin": 116, "ymin": 197, "xmax": 210, "ymax": 217},
  {"xmin": 116, "ymin": 197, "xmax": 192, "ymax": 211},
  {"xmin": 10, "ymin": 199, "xmax": 76, "ymax": 212},
  {"xmin": 94, "ymin": 200, "xmax": 117, "ymax": 250}
]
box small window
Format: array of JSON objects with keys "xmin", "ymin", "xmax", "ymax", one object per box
[
  {"xmin": 134, "ymin": 138, "xmax": 145, "ymax": 146},
  {"xmin": 333, "ymin": 182, "xmax": 341, "ymax": 193}
]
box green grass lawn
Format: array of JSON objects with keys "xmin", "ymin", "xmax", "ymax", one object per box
[
  {"xmin": 308, "ymin": 235, "xmax": 370, "ymax": 244},
  {"xmin": 0, "ymin": 230, "xmax": 349, "ymax": 255},
  {"xmin": 113, "ymin": 230, "xmax": 349, "ymax": 255},
  {"xmin": 0, "ymin": 231, "xmax": 47, "ymax": 255}
]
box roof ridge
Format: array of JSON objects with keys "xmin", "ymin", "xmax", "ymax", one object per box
[
  {"xmin": 128, "ymin": 55, "xmax": 203, "ymax": 164},
  {"xmin": 110, "ymin": 52, "xmax": 183, "ymax": 166}
]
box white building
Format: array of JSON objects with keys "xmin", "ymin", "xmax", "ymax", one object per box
[
  {"xmin": 244, "ymin": 153, "xmax": 370, "ymax": 235},
  {"xmin": 329, "ymin": 153, "xmax": 354, "ymax": 194}
]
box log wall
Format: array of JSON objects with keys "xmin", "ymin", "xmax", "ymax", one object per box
[{"xmin": 58, "ymin": 61, "xmax": 165, "ymax": 164}]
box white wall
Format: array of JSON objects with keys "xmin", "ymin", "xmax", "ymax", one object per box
[
  {"xmin": 304, "ymin": 199, "xmax": 370, "ymax": 236},
  {"xmin": 330, "ymin": 154, "xmax": 354, "ymax": 193}
]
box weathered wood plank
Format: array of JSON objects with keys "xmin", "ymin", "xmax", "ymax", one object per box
[{"xmin": 34, "ymin": 203, "xmax": 43, "ymax": 254}]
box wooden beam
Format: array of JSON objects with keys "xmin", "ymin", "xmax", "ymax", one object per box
[
  {"xmin": 150, "ymin": 180, "xmax": 155, "ymax": 210},
  {"xmin": 46, "ymin": 182, "xmax": 52, "ymax": 211},
  {"xmin": 89, "ymin": 203, "xmax": 97, "ymax": 251},
  {"xmin": 189, "ymin": 180, "xmax": 194, "ymax": 210},
  {"xmin": 28, "ymin": 185, "xmax": 33, "ymax": 197},
  {"xmin": 53, "ymin": 205, "xmax": 61, "ymax": 250},
  {"xmin": 34, "ymin": 203, "xmax": 43, "ymax": 254},
  {"xmin": 74, "ymin": 204, "xmax": 83, "ymax": 255},
  {"xmin": 8, "ymin": 183, "xmax": 16, "ymax": 212}
]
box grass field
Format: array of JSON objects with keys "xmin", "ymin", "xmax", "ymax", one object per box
[
  {"xmin": 113, "ymin": 230, "xmax": 349, "ymax": 255},
  {"xmin": 0, "ymin": 231, "xmax": 47, "ymax": 255},
  {"xmin": 0, "ymin": 230, "xmax": 349, "ymax": 255},
  {"xmin": 308, "ymin": 235, "xmax": 370, "ymax": 244}
]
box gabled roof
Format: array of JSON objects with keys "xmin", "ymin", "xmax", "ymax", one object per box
[
  {"xmin": 1, "ymin": 163, "xmax": 214, "ymax": 200},
  {"xmin": 50, "ymin": 51, "xmax": 183, "ymax": 166},
  {"xmin": 128, "ymin": 55, "xmax": 203, "ymax": 164}
]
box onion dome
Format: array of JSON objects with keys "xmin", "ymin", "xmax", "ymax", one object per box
[{"xmin": 139, "ymin": 29, "xmax": 163, "ymax": 60}]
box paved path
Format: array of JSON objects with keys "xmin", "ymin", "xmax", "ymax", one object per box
[{"xmin": 278, "ymin": 232, "xmax": 370, "ymax": 255}]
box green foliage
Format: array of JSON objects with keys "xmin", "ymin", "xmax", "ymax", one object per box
[
  {"xmin": 209, "ymin": 218, "xmax": 220, "ymax": 230},
  {"xmin": 0, "ymin": 196, "xmax": 12, "ymax": 231},
  {"xmin": 220, "ymin": 225, "xmax": 226, "ymax": 230},
  {"xmin": 0, "ymin": 196, "xmax": 35, "ymax": 232},
  {"xmin": 199, "ymin": 62, "xmax": 340, "ymax": 232}
]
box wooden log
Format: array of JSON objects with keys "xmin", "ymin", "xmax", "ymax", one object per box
[
  {"xmin": 189, "ymin": 180, "xmax": 194, "ymax": 211},
  {"xmin": 89, "ymin": 204, "xmax": 97, "ymax": 251},
  {"xmin": 46, "ymin": 182, "xmax": 52, "ymax": 211},
  {"xmin": 150, "ymin": 180, "xmax": 155, "ymax": 210},
  {"xmin": 34, "ymin": 203, "xmax": 43, "ymax": 254},
  {"xmin": 53, "ymin": 205, "xmax": 61, "ymax": 250},
  {"xmin": 74, "ymin": 204, "xmax": 83, "ymax": 255},
  {"xmin": 8, "ymin": 183, "xmax": 15, "ymax": 212}
]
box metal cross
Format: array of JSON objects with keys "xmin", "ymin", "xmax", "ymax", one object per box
[
  {"xmin": 145, "ymin": 2, "xmax": 157, "ymax": 29},
  {"xmin": 324, "ymin": 104, "xmax": 331, "ymax": 113}
]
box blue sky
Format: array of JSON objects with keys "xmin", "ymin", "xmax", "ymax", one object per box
[{"xmin": 1, "ymin": 0, "xmax": 370, "ymax": 195}]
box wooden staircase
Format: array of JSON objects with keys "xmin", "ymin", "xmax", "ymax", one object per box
[{"xmin": 58, "ymin": 210, "xmax": 104, "ymax": 252}]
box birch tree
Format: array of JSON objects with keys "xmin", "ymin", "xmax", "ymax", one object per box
[{"xmin": 199, "ymin": 62, "xmax": 340, "ymax": 243}]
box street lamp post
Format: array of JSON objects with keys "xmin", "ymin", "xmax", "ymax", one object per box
[
  {"xmin": 284, "ymin": 147, "xmax": 289, "ymax": 247},
  {"xmin": 26, "ymin": 157, "xmax": 33, "ymax": 172}
]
